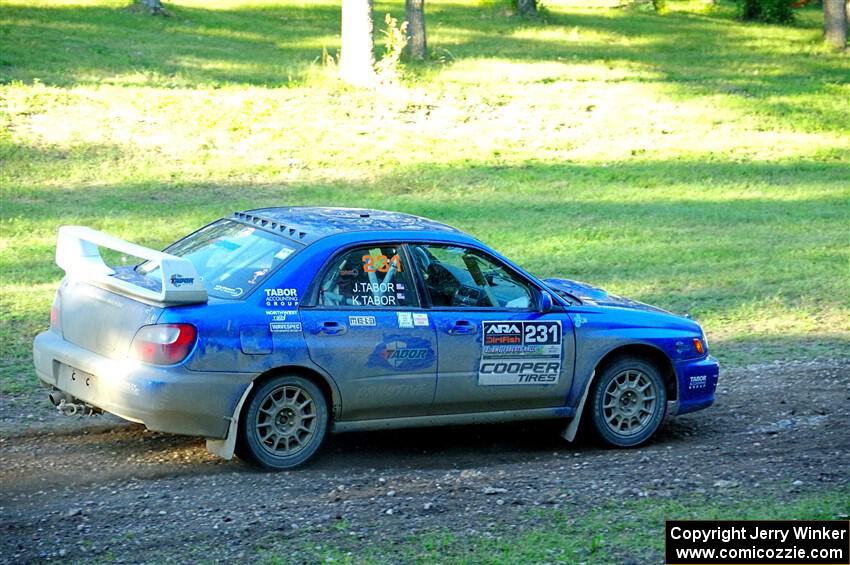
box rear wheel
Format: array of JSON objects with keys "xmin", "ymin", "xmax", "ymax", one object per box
[
  {"xmin": 589, "ymin": 356, "xmax": 667, "ymax": 447},
  {"xmin": 238, "ymin": 375, "xmax": 328, "ymax": 470}
]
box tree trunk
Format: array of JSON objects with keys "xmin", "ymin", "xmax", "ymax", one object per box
[
  {"xmin": 824, "ymin": 0, "xmax": 848, "ymax": 49},
  {"xmin": 517, "ymin": 0, "xmax": 537, "ymax": 16},
  {"xmin": 340, "ymin": 0, "xmax": 375, "ymax": 86},
  {"xmin": 405, "ymin": 0, "xmax": 427, "ymax": 60},
  {"xmin": 139, "ymin": 0, "xmax": 165, "ymax": 15}
]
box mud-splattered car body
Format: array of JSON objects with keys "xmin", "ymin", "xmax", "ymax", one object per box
[{"xmin": 33, "ymin": 207, "xmax": 719, "ymax": 468}]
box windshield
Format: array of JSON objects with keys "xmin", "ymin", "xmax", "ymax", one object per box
[{"xmin": 136, "ymin": 220, "xmax": 299, "ymax": 300}]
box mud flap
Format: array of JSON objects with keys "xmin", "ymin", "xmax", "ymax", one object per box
[
  {"xmin": 561, "ymin": 371, "xmax": 594, "ymax": 442},
  {"xmin": 206, "ymin": 382, "xmax": 253, "ymax": 460}
]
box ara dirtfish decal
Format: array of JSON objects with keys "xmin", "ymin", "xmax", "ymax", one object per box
[
  {"xmin": 479, "ymin": 320, "xmax": 563, "ymax": 385},
  {"xmin": 368, "ymin": 336, "xmax": 434, "ymax": 371}
]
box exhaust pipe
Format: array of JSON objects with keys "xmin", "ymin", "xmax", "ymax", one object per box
[
  {"xmin": 48, "ymin": 390, "xmax": 73, "ymax": 407},
  {"xmin": 48, "ymin": 390, "xmax": 100, "ymax": 416}
]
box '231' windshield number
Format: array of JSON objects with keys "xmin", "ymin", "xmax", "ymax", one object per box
[{"xmin": 362, "ymin": 254, "xmax": 403, "ymax": 273}]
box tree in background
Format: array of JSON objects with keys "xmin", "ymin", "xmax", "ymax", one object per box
[
  {"xmin": 517, "ymin": 0, "xmax": 537, "ymax": 16},
  {"xmin": 405, "ymin": 0, "xmax": 427, "ymax": 60},
  {"xmin": 823, "ymin": 0, "xmax": 848, "ymax": 49},
  {"xmin": 138, "ymin": 0, "xmax": 166, "ymax": 15},
  {"xmin": 340, "ymin": 0, "xmax": 376, "ymax": 85}
]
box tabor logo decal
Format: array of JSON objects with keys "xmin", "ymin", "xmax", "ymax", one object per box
[
  {"xmin": 368, "ymin": 336, "xmax": 434, "ymax": 371},
  {"xmin": 265, "ymin": 288, "xmax": 298, "ymax": 308},
  {"xmin": 689, "ymin": 374, "xmax": 708, "ymax": 389},
  {"xmin": 169, "ymin": 274, "xmax": 194, "ymax": 287}
]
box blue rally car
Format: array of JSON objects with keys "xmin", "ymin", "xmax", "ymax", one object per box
[{"xmin": 33, "ymin": 207, "xmax": 719, "ymax": 470}]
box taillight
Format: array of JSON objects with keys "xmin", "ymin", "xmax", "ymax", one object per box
[
  {"xmin": 129, "ymin": 324, "xmax": 197, "ymax": 365},
  {"xmin": 49, "ymin": 293, "xmax": 61, "ymax": 332}
]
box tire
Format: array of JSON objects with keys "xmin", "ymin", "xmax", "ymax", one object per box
[
  {"xmin": 588, "ymin": 356, "xmax": 667, "ymax": 448},
  {"xmin": 237, "ymin": 375, "xmax": 328, "ymax": 470}
]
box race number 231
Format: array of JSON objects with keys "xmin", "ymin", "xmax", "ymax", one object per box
[{"xmin": 363, "ymin": 254, "xmax": 403, "ymax": 273}]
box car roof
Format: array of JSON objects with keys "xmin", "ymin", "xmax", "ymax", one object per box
[{"xmin": 232, "ymin": 206, "xmax": 461, "ymax": 244}]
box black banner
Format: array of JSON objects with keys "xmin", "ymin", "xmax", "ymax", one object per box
[{"xmin": 665, "ymin": 520, "xmax": 850, "ymax": 565}]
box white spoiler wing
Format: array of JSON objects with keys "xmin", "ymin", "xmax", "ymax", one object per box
[{"xmin": 56, "ymin": 226, "xmax": 208, "ymax": 305}]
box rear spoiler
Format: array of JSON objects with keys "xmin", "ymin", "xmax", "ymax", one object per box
[{"xmin": 56, "ymin": 226, "xmax": 208, "ymax": 305}]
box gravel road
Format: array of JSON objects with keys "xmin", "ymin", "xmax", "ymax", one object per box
[{"xmin": 1, "ymin": 359, "xmax": 849, "ymax": 564}]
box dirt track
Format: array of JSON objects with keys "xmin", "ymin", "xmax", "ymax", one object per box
[{"xmin": 1, "ymin": 359, "xmax": 849, "ymax": 564}]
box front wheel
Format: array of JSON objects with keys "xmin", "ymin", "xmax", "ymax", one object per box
[
  {"xmin": 238, "ymin": 375, "xmax": 328, "ymax": 470},
  {"xmin": 589, "ymin": 357, "xmax": 667, "ymax": 447}
]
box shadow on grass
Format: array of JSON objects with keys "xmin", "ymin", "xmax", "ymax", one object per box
[{"xmin": 1, "ymin": 2, "xmax": 846, "ymax": 132}]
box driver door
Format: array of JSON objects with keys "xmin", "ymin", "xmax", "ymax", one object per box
[{"xmin": 408, "ymin": 243, "xmax": 575, "ymax": 415}]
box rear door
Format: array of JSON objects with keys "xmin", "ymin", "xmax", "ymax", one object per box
[
  {"xmin": 408, "ymin": 243, "xmax": 575, "ymax": 415},
  {"xmin": 300, "ymin": 244, "xmax": 437, "ymax": 421}
]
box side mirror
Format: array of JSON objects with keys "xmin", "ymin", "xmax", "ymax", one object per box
[{"xmin": 538, "ymin": 291, "xmax": 553, "ymax": 313}]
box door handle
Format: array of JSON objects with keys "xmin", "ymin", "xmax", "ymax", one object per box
[
  {"xmin": 447, "ymin": 320, "xmax": 476, "ymax": 335},
  {"xmin": 317, "ymin": 321, "xmax": 347, "ymax": 335}
]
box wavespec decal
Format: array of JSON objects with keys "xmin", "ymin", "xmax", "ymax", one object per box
[
  {"xmin": 349, "ymin": 315, "xmax": 376, "ymax": 327},
  {"xmin": 368, "ymin": 336, "xmax": 434, "ymax": 371},
  {"xmin": 413, "ymin": 313, "xmax": 429, "ymax": 327},
  {"xmin": 265, "ymin": 288, "xmax": 298, "ymax": 308},
  {"xmin": 270, "ymin": 322, "xmax": 302, "ymax": 333},
  {"xmin": 397, "ymin": 312, "xmax": 413, "ymax": 328},
  {"xmin": 479, "ymin": 320, "xmax": 562, "ymax": 385}
]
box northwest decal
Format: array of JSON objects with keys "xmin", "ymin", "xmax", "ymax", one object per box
[
  {"xmin": 368, "ymin": 335, "xmax": 435, "ymax": 371},
  {"xmin": 479, "ymin": 320, "xmax": 562, "ymax": 385}
]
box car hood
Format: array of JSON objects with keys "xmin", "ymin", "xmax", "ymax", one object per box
[{"xmin": 542, "ymin": 278, "xmax": 672, "ymax": 315}]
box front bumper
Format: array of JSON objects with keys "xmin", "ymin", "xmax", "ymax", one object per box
[
  {"xmin": 33, "ymin": 330, "xmax": 254, "ymax": 438},
  {"xmin": 671, "ymin": 355, "xmax": 719, "ymax": 416}
]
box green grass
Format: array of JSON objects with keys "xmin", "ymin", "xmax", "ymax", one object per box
[
  {"xmin": 257, "ymin": 489, "xmax": 850, "ymax": 564},
  {"xmin": 1, "ymin": 0, "xmax": 849, "ymax": 394}
]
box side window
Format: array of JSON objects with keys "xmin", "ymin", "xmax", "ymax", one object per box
[
  {"xmin": 317, "ymin": 245, "xmax": 418, "ymax": 308},
  {"xmin": 410, "ymin": 244, "xmax": 533, "ymax": 309}
]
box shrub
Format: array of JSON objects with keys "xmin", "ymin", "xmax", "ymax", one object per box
[{"xmin": 736, "ymin": 0, "xmax": 795, "ymax": 23}]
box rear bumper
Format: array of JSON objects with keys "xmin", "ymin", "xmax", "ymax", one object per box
[
  {"xmin": 33, "ymin": 330, "xmax": 254, "ymax": 438},
  {"xmin": 671, "ymin": 355, "xmax": 719, "ymax": 416}
]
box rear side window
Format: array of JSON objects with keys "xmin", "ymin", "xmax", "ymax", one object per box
[
  {"xmin": 137, "ymin": 220, "xmax": 299, "ymax": 300},
  {"xmin": 317, "ymin": 245, "xmax": 418, "ymax": 308}
]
